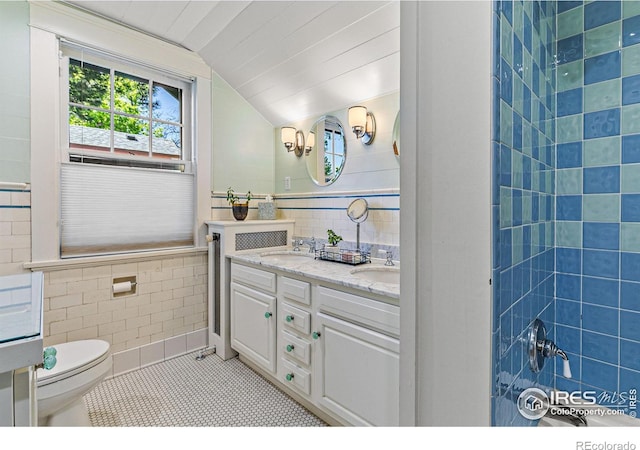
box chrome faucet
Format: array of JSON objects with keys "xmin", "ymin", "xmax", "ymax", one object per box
[
  {"xmin": 292, "ymin": 238, "xmax": 302, "ymax": 252},
  {"xmin": 378, "ymin": 250, "xmax": 395, "ymax": 266},
  {"xmin": 302, "ymin": 237, "xmax": 316, "ymax": 253}
]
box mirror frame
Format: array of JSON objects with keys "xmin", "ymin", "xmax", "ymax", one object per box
[
  {"xmin": 392, "ymin": 111, "xmax": 400, "ymax": 160},
  {"xmin": 305, "ymin": 115, "xmax": 347, "ymax": 187}
]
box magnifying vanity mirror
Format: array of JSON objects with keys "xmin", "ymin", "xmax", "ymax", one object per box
[
  {"xmin": 305, "ymin": 115, "xmax": 347, "ymax": 186},
  {"xmin": 347, "ymin": 198, "xmax": 369, "ymax": 252},
  {"xmin": 392, "ymin": 111, "xmax": 400, "ymax": 160}
]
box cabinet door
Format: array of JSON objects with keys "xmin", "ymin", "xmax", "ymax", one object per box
[
  {"xmin": 313, "ymin": 312, "xmax": 399, "ymax": 426},
  {"xmin": 230, "ymin": 282, "xmax": 276, "ymax": 373}
]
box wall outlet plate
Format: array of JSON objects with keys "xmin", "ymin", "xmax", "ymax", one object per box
[{"xmin": 284, "ymin": 176, "xmax": 291, "ymax": 191}]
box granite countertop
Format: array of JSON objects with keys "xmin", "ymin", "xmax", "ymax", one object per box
[{"xmin": 229, "ymin": 248, "xmax": 400, "ymax": 301}]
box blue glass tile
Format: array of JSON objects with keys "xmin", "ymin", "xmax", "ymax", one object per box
[
  {"xmin": 513, "ymin": 34, "xmax": 523, "ymax": 79},
  {"xmin": 621, "ymin": 281, "xmax": 640, "ymax": 311},
  {"xmin": 493, "ymin": 13, "xmax": 501, "ymax": 79},
  {"xmin": 583, "ymin": 331, "xmax": 619, "ymax": 364},
  {"xmin": 622, "ymin": 194, "xmax": 640, "ymax": 221},
  {"xmin": 557, "ymin": 142, "xmax": 583, "ymax": 168},
  {"xmin": 500, "ymin": 269, "xmax": 513, "ymax": 315},
  {"xmin": 557, "ymin": 87, "xmax": 583, "ymax": 117},
  {"xmin": 513, "ymin": 189, "xmax": 522, "ymax": 226},
  {"xmin": 622, "ymin": 135, "xmax": 640, "ymax": 163},
  {"xmin": 523, "ymin": 225, "xmax": 531, "ymax": 260},
  {"xmin": 584, "ymin": 249, "xmax": 620, "ymax": 279},
  {"xmin": 621, "ymin": 310, "xmax": 640, "ymax": 342},
  {"xmin": 500, "ymin": 144, "xmax": 511, "ymax": 186},
  {"xmin": 623, "ymin": 74, "xmax": 640, "ymax": 106},
  {"xmin": 558, "ymin": 1, "xmax": 582, "ymax": 14},
  {"xmin": 556, "ymin": 325, "xmax": 580, "ymax": 355},
  {"xmin": 584, "ymin": 166, "xmax": 621, "ymax": 193},
  {"xmin": 623, "ymin": 15, "xmax": 640, "ymax": 47},
  {"xmin": 501, "ymin": 0, "xmax": 513, "ymax": 25},
  {"xmin": 523, "ymin": 12, "xmax": 532, "ymax": 53},
  {"xmin": 500, "ymin": 228, "xmax": 512, "ymax": 268},
  {"xmin": 532, "ymin": 192, "xmax": 539, "ymax": 221},
  {"xmin": 501, "ymin": 57, "xmax": 513, "ymax": 105},
  {"xmin": 557, "ymin": 273, "xmax": 581, "ymax": 300},
  {"xmin": 532, "ymin": 61, "xmax": 540, "ymax": 97},
  {"xmin": 492, "ymin": 77, "xmax": 500, "ymax": 142},
  {"xmin": 557, "ymin": 195, "xmax": 582, "ymax": 220},
  {"xmin": 556, "ymin": 298, "xmax": 581, "ymax": 327},
  {"xmin": 513, "ymin": 262, "xmax": 523, "ymax": 299},
  {"xmin": 622, "ymin": 252, "xmax": 640, "ymax": 282},
  {"xmin": 523, "ymin": 85, "xmax": 531, "ymax": 122},
  {"xmin": 582, "ymin": 358, "xmax": 619, "ymax": 392},
  {"xmin": 584, "ymin": 1, "xmax": 621, "ymax": 30},
  {"xmin": 557, "ymin": 34, "xmax": 584, "ymax": 65},
  {"xmin": 557, "ymin": 247, "xmax": 581, "ymax": 273},
  {"xmin": 621, "ymin": 339, "xmax": 640, "ymax": 371},
  {"xmin": 584, "ymin": 51, "xmax": 622, "ymax": 85},
  {"xmin": 584, "ymin": 303, "xmax": 619, "ymax": 336},
  {"xmin": 583, "ymin": 277, "xmax": 620, "ymax": 307},
  {"xmin": 583, "ymin": 222, "xmax": 620, "ymax": 250},
  {"xmin": 584, "ymin": 108, "xmax": 621, "ymax": 139},
  {"xmin": 513, "ymin": 111, "xmax": 522, "ymax": 151},
  {"xmin": 523, "ymin": 155, "xmax": 531, "ymax": 190}
]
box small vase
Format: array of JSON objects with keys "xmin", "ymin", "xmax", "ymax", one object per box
[
  {"xmin": 324, "ymin": 244, "xmax": 340, "ymax": 255},
  {"xmin": 232, "ymin": 203, "xmax": 249, "ymax": 221}
]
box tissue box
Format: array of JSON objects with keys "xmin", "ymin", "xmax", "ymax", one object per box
[{"xmin": 258, "ymin": 202, "xmax": 276, "ymax": 220}]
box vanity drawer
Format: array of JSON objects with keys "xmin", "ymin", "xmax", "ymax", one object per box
[
  {"xmin": 281, "ymin": 302, "xmax": 311, "ymax": 335},
  {"xmin": 316, "ymin": 286, "xmax": 400, "ymax": 337},
  {"xmin": 231, "ymin": 263, "xmax": 276, "ymax": 294},
  {"xmin": 281, "ymin": 358, "xmax": 311, "ymax": 396},
  {"xmin": 282, "ymin": 330, "xmax": 311, "ymax": 365},
  {"xmin": 279, "ymin": 276, "xmax": 311, "ymax": 306}
]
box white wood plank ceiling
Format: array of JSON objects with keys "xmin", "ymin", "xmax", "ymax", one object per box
[{"xmin": 64, "ymin": 1, "xmax": 400, "ymax": 126}]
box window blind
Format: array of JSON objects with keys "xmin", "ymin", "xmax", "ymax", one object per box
[{"xmin": 60, "ymin": 162, "xmax": 194, "ymax": 257}]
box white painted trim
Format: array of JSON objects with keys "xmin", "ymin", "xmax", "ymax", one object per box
[
  {"xmin": 0, "ymin": 183, "xmax": 29, "ymax": 190},
  {"xmin": 24, "ymin": 246, "xmax": 207, "ymax": 272},
  {"xmin": 399, "ymin": 1, "xmax": 492, "ymax": 426}
]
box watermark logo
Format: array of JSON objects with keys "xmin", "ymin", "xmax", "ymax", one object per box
[
  {"xmin": 517, "ymin": 387, "xmax": 550, "ymax": 420},
  {"xmin": 517, "ymin": 388, "xmax": 638, "ymax": 420}
]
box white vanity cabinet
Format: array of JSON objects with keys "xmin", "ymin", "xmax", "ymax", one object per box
[
  {"xmin": 229, "ymin": 261, "xmax": 400, "ymax": 426},
  {"xmin": 313, "ymin": 286, "xmax": 400, "ymax": 426},
  {"xmin": 230, "ymin": 264, "xmax": 277, "ymax": 373},
  {"xmin": 277, "ymin": 276, "xmax": 313, "ymax": 398}
]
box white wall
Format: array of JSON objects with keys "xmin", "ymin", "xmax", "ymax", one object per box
[
  {"xmin": 400, "ymin": 1, "xmax": 492, "ymax": 426},
  {"xmin": 274, "ymin": 92, "xmax": 399, "ymax": 195},
  {"xmin": 211, "ymin": 71, "xmax": 275, "ymax": 195}
]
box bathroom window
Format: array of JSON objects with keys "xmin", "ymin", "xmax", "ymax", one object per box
[{"xmin": 58, "ymin": 42, "xmax": 195, "ymax": 257}]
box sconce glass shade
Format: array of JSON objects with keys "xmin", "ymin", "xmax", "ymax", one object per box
[
  {"xmin": 348, "ymin": 106, "xmax": 376, "ymax": 145},
  {"xmin": 281, "ymin": 127, "xmax": 296, "ymax": 151},
  {"xmin": 305, "ymin": 131, "xmax": 315, "ymax": 155}
]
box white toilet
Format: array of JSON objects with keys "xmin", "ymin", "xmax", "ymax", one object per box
[{"xmin": 36, "ymin": 339, "xmax": 112, "ymax": 426}]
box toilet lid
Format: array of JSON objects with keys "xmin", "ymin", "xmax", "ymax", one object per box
[{"xmin": 37, "ymin": 340, "xmax": 110, "ymax": 384}]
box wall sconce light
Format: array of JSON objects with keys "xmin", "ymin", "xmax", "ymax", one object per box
[
  {"xmin": 305, "ymin": 131, "xmax": 315, "ymax": 155},
  {"xmin": 281, "ymin": 127, "xmax": 305, "ymax": 157},
  {"xmin": 348, "ymin": 106, "xmax": 376, "ymax": 145}
]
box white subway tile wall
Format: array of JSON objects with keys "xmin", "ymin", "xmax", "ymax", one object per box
[
  {"xmin": 43, "ymin": 254, "xmax": 208, "ymax": 353},
  {"xmin": 0, "ymin": 189, "xmax": 31, "ymax": 276},
  {"xmin": 210, "ymin": 190, "xmax": 400, "ymax": 247}
]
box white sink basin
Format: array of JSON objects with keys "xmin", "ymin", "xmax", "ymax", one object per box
[
  {"xmin": 260, "ymin": 252, "xmax": 314, "ymax": 264},
  {"xmin": 350, "ymin": 267, "xmax": 400, "ymax": 285}
]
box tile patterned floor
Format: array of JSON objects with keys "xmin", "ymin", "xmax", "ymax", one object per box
[{"xmin": 84, "ymin": 351, "xmax": 327, "ymax": 427}]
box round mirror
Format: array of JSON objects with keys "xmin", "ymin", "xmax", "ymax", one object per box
[
  {"xmin": 347, "ymin": 198, "xmax": 369, "ymax": 223},
  {"xmin": 392, "ymin": 111, "xmax": 400, "ymax": 160},
  {"xmin": 305, "ymin": 115, "xmax": 346, "ymax": 186}
]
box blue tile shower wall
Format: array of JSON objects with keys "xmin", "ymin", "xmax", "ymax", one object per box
[
  {"xmin": 554, "ymin": 0, "xmax": 640, "ymax": 411},
  {"xmin": 492, "ymin": 0, "xmax": 557, "ymax": 426}
]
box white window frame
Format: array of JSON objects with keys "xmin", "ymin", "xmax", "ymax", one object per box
[{"xmin": 29, "ymin": 2, "xmax": 212, "ymax": 264}]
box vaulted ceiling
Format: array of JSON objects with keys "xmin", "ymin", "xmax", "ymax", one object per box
[{"xmin": 63, "ymin": 1, "xmax": 400, "ymax": 126}]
